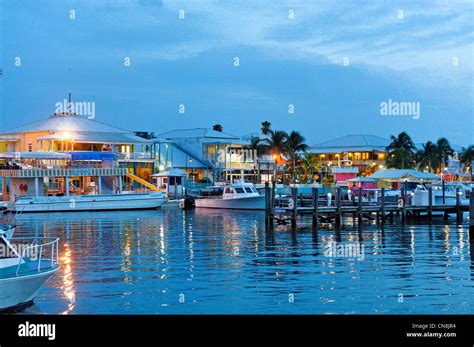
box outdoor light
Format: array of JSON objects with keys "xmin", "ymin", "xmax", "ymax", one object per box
[
  {"xmin": 159, "ymin": 165, "xmax": 165, "ymax": 171},
  {"xmin": 62, "ymin": 131, "xmax": 72, "ymax": 140}
]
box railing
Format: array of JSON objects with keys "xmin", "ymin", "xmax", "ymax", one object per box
[
  {"xmin": 0, "ymin": 168, "xmax": 127, "ymax": 178},
  {"xmin": 11, "ymin": 237, "xmax": 60, "ymax": 276},
  {"xmin": 118, "ymin": 152, "xmax": 156, "ymax": 160}
]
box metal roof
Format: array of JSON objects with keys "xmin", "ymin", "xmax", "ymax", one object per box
[
  {"xmin": 36, "ymin": 131, "xmax": 154, "ymax": 144},
  {"xmin": 370, "ymin": 169, "xmax": 439, "ymax": 181},
  {"xmin": 1, "ymin": 114, "xmax": 131, "ymax": 134},
  {"xmin": 311, "ymin": 135, "xmax": 390, "ymax": 153},
  {"xmin": 159, "ymin": 128, "xmax": 240, "ymax": 140},
  {"xmin": 152, "ymin": 168, "xmax": 188, "ymax": 177}
]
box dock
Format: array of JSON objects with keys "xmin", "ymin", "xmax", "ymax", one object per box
[{"xmin": 264, "ymin": 183, "xmax": 472, "ymax": 232}]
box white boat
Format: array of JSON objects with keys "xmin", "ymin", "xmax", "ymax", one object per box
[
  {"xmin": 12, "ymin": 192, "xmax": 167, "ymax": 212},
  {"xmin": 0, "ymin": 231, "xmax": 60, "ymax": 311},
  {"xmin": 194, "ymin": 183, "xmax": 265, "ymax": 210}
]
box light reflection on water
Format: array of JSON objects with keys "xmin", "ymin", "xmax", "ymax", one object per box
[{"xmin": 12, "ymin": 209, "xmax": 474, "ymax": 314}]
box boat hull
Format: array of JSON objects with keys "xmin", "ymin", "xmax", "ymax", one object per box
[
  {"xmin": 12, "ymin": 193, "xmax": 167, "ymax": 212},
  {"xmin": 195, "ymin": 195, "xmax": 265, "ymax": 210},
  {"xmin": 0, "ymin": 267, "xmax": 59, "ymax": 311}
]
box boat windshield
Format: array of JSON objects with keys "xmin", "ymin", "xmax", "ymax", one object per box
[{"xmin": 244, "ymin": 187, "xmax": 254, "ymax": 193}]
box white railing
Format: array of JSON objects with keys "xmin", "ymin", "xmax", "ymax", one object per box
[{"xmin": 13, "ymin": 237, "xmax": 60, "ymax": 276}]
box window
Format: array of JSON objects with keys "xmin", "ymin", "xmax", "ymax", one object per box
[
  {"xmin": 244, "ymin": 187, "xmax": 253, "ymax": 193},
  {"xmin": 225, "ymin": 187, "xmax": 233, "ymax": 194},
  {"xmin": 176, "ymin": 177, "xmax": 182, "ymax": 185},
  {"xmin": 235, "ymin": 187, "xmax": 245, "ymax": 194},
  {"xmin": 169, "ymin": 177, "xmax": 175, "ymax": 185},
  {"xmin": 27, "ymin": 142, "xmax": 33, "ymax": 152}
]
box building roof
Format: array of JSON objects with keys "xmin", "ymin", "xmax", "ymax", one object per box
[
  {"xmin": 152, "ymin": 168, "xmax": 188, "ymax": 177},
  {"xmin": 370, "ymin": 169, "xmax": 439, "ymax": 181},
  {"xmin": 36, "ymin": 131, "xmax": 154, "ymax": 144},
  {"xmin": 159, "ymin": 128, "xmax": 240, "ymax": 140},
  {"xmin": 311, "ymin": 135, "xmax": 390, "ymax": 154},
  {"xmin": 1, "ymin": 114, "xmax": 132, "ymax": 134}
]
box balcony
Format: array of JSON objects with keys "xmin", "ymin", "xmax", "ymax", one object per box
[
  {"xmin": 0, "ymin": 168, "xmax": 128, "ymax": 178},
  {"xmin": 118, "ymin": 152, "xmax": 157, "ymax": 161}
]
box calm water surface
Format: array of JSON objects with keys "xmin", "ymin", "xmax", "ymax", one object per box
[{"xmin": 12, "ymin": 208, "xmax": 474, "ymax": 314}]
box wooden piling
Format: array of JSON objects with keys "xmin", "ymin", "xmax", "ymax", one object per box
[
  {"xmin": 311, "ymin": 187, "xmax": 318, "ymax": 229},
  {"xmin": 271, "ymin": 180, "xmax": 276, "ymax": 208},
  {"xmin": 401, "ymin": 187, "xmax": 406, "ymax": 223},
  {"xmin": 291, "ymin": 187, "xmax": 297, "ymax": 229},
  {"xmin": 442, "ymin": 179, "xmax": 446, "ymax": 205},
  {"xmin": 357, "ymin": 187, "xmax": 362, "ymax": 224},
  {"xmin": 456, "ymin": 187, "xmax": 462, "ymax": 223},
  {"xmin": 335, "ymin": 187, "xmax": 341, "ymax": 226},
  {"xmin": 428, "ymin": 186, "xmax": 433, "ymax": 219},
  {"xmin": 381, "ymin": 188, "xmax": 385, "ymax": 224}
]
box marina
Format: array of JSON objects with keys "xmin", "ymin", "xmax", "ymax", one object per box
[{"xmin": 9, "ymin": 208, "xmax": 474, "ymax": 314}]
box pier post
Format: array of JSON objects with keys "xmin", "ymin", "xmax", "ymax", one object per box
[
  {"xmin": 456, "ymin": 187, "xmax": 462, "ymax": 223},
  {"xmin": 401, "ymin": 188, "xmax": 406, "ymax": 224},
  {"xmin": 357, "ymin": 187, "xmax": 362, "ymax": 224},
  {"xmin": 335, "ymin": 187, "xmax": 341, "ymax": 226},
  {"xmin": 469, "ymin": 188, "xmax": 473, "ymax": 240},
  {"xmin": 381, "ymin": 188, "xmax": 385, "ymax": 224},
  {"xmin": 65, "ymin": 178, "xmax": 70, "ymax": 197},
  {"xmin": 312, "ymin": 187, "xmax": 319, "ymax": 230},
  {"xmin": 291, "ymin": 187, "xmax": 297, "ymax": 229},
  {"xmin": 428, "ymin": 186, "xmax": 433, "ymax": 220},
  {"xmin": 264, "ymin": 182, "xmax": 271, "ymax": 231},
  {"xmin": 271, "ymin": 180, "xmax": 276, "ymax": 208},
  {"xmin": 442, "ymin": 179, "xmax": 446, "ymax": 205}
]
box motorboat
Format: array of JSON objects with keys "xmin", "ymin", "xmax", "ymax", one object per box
[
  {"xmin": 0, "ymin": 230, "xmax": 60, "ymax": 311},
  {"xmin": 194, "ymin": 183, "xmax": 265, "ymax": 210},
  {"xmin": 12, "ymin": 192, "xmax": 167, "ymax": 212}
]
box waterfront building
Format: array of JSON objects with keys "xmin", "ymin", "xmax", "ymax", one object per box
[
  {"xmin": 310, "ymin": 135, "xmax": 390, "ymax": 182},
  {"xmin": 158, "ymin": 128, "xmax": 276, "ymax": 183}
]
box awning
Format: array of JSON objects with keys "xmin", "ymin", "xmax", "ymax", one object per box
[
  {"xmin": 65, "ymin": 151, "xmax": 115, "ymax": 161},
  {"xmin": 0, "ymin": 152, "xmax": 71, "ymax": 160}
]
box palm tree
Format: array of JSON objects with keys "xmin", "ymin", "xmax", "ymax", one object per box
[
  {"xmin": 248, "ymin": 136, "xmax": 265, "ymax": 183},
  {"xmin": 263, "ymin": 130, "xmax": 288, "ymax": 155},
  {"xmin": 436, "ymin": 137, "xmax": 453, "ymax": 173},
  {"xmin": 286, "ymin": 130, "xmax": 309, "ymax": 183},
  {"xmin": 385, "ymin": 131, "xmax": 416, "ymax": 169},
  {"xmin": 261, "ymin": 121, "xmax": 271, "ymax": 136},
  {"xmin": 212, "ymin": 124, "xmax": 223, "ymax": 132},
  {"xmin": 460, "ymin": 145, "xmax": 474, "ymax": 179},
  {"xmin": 262, "ymin": 130, "xmax": 288, "ymax": 182},
  {"xmin": 416, "ymin": 141, "xmax": 439, "ymax": 173},
  {"xmin": 300, "ymin": 152, "xmax": 322, "ymax": 182}
]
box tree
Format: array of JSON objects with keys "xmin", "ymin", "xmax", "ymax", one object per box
[
  {"xmin": 212, "ymin": 124, "xmax": 223, "ymax": 132},
  {"xmin": 300, "ymin": 152, "xmax": 322, "ymax": 182},
  {"xmin": 262, "ymin": 130, "xmax": 289, "ymax": 182},
  {"xmin": 248, "ymin": 136, "xmax": 266, "ymax": 183},
  {"xmin": 416, "ymin": 141, "xmax": 439, "ymax": 173},
  {"xmin": 261, "ymin": 121, "xmax": 272, "ymax": 136},
  {"xmin": 385, "ymin": 132, "xmax": 416, "ymax": 169},
  {"xmin": 286, "ymin": 130, "xmax": 309, "ymax": 183},
  {"xmin": 436, "ymin": 137, "xmax": 453, "ymax": 173},
  {"xmin": 460, "ymin": 145, "xmax": 474, "ymax": 179}
]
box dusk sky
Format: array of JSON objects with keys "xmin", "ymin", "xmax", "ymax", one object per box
[{"xmin": 1, "ymin": 0, "xmax": 472, "ymax": 146}]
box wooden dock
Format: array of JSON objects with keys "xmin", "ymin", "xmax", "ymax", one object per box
[{"xmin": 264, "ymin": 183, "xmax": 471, "ymax": 232}]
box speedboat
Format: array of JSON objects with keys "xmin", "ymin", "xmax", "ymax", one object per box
[
  {"xmin": 0, "ymin": 231, "xmax": 60, "ymax": 312},
  {"xmin": 194, "ymin": 183, "xmax": 265, "ymax": 210}
]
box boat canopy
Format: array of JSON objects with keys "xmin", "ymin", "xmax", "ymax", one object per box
[
  {"xmin": 0, "ymin": 152, "xmax": 71, "ymax": 160},
  {"xmin": 65, "ymin": 151, "xmax": 115, "ymax": 161}
]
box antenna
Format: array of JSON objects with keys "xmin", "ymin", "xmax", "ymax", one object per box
[{"xmin": 68, "ymin": 68, "xmax": 72, "ymax": 114}]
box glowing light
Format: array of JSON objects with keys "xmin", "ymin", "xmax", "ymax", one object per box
[{"xmin": 61, "ymin": 132, "xmax": 73, "ymax": 140}]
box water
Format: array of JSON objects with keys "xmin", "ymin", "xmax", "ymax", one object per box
[{"xmin": 12, "ymin": 209, "xmax": 474, "ymax": 314}]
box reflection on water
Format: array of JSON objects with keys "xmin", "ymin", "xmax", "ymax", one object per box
[{"xmin": 12, "ymin": 209, "xmax": 474, "ymax": 314}]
